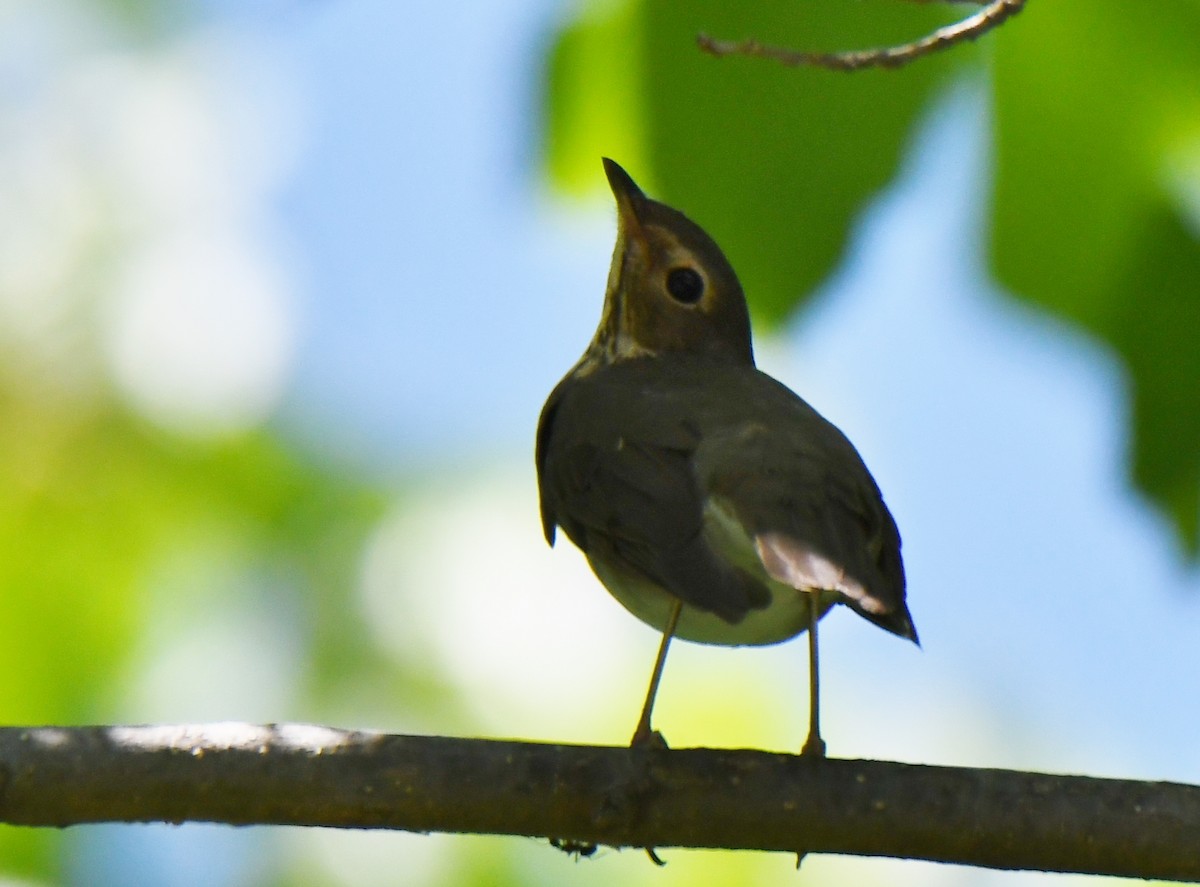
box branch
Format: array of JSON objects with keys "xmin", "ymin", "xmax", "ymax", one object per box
[
  {"xmin": 1, "ymin": 724, "xmax": 1198, "ymax": 880},
  {"xmin": 697, "ymin": 0, "xmax": 1026, "ymax": 72}
]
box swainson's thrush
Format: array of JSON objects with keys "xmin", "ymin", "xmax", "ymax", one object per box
[{"xmin": 536, "ymin": 159, "xmax": 917, "ymax": 756}]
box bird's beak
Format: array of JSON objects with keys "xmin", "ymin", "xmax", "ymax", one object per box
[{"xmin": 602, "ymin": 157, "xmax": 647, "ymax": 237}]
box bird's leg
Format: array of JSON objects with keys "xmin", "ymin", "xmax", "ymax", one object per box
[
  {"xmin": 630, "ymin": 597, "xmax": 683, "ymax": 748},
  {"xmin": 800, "ymin": 591, "xmax": 826, "ymax": 758}
]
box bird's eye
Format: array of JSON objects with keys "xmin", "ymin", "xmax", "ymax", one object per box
[{"xmin": 666, "ymin": 267, "xmax": 704, "ymax": 304}]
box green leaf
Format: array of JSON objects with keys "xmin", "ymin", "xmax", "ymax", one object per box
[
  {"xmin": 643, "ymin": 0, "xmax": 963, "ymax": 323},
  {"xmin": 1112, "ymin": 206, "xmax": 1200, "ymax": 551},
  {"xmin": 544, "ymin": 0, "xmax": 649, "ymax": 196},
  {"xmin": 544, "ymin": 0, "xmax": 963, "ymax": 322},
  {"xmin": 992, "ymin": 0, "xmax": 1200, "ymax": 554}
]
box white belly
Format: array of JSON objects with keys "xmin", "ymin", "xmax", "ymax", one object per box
[{"xmin": 588, "ymin": 554, "xmax": 838, "ymax": 646}]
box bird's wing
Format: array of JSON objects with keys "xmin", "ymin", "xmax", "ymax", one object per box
[
  {"xmin": 536, "ymin": 375, "xmax": 770, "ymax": 623},
  {"xmin": 694, "ymin": 398, "xmax": 914, "ymax": 642}
]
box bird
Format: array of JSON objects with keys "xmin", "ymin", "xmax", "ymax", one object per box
[{"xmin": 535, "ymin": 158, "xmax": 917, "ymax": 756}]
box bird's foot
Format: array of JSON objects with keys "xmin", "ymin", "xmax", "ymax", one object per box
[
  {"xmin": 630, "ymin": 725, "xmax": 670, "ymax": 750},
  {"xmin": 800, "ymin": 734, "xmax": 826, "ymax": 758},
  {"xmin": 629, "ymin": 725, "xmax": 669, "ymax": 863}
]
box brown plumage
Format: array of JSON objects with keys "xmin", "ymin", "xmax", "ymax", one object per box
[{"xmin": 536, "ymin": 159, "xmax": 916, "ymax": 754}]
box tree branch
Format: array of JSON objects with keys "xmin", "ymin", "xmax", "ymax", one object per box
[
  {"xmin": 697, "ymin": 0, "xmax": 1026, "ymax": 72},
  {"xmin": 1, "ymin": 723, "xmax": 1197, "ymax": 880}
]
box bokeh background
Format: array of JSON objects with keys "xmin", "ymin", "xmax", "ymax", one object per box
[{"xmin": 2, "ymin": 0, "xmax": 1198, "ymax": 885}]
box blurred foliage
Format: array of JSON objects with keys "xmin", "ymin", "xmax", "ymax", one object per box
[
  {"xmin": 992, "ymin": 0, "xmax": 1200, "ymax": 551},
  {"xmin": 0, "ymin": 370, "xmax": 384, "ymax": 881},
  {"xmin": 544, "ymin": 0, "xmax": 1200, "ymax": 554}
]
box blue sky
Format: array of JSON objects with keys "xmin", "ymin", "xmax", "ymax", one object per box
[{"xmin": 275, "ymin": 0, "xmax": 595, "ymax": 467}]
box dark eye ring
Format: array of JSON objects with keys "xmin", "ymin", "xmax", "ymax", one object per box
[{"xmin": 666, "ymin": 267, "xmax": 704, "ymax": 304}]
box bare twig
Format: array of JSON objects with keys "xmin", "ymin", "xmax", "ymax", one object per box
[
  {"xmin": 1, "ymin": 723, "xmax": 1199, "ymax": 880},
  {"xmin": 697, "ymin": 0, "xmax": 1026, "ymax": 72}
]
